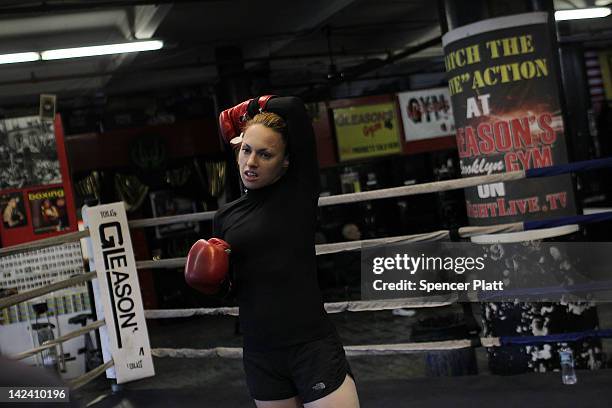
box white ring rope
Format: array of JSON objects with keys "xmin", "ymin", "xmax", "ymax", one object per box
[
  {"xmin": 458, "ymin": 222, "xmax": 523, "ymax": 237},
  {"xmin": 128, "ymin": 211, "xmax": 215, "ymax": 228},
  {"xmin": 0, "ymin": 271, "xmax": 97, "ymax": 310},
  {"xmin": 123, "ymin": 171, "xmax": 526, "ymax": 230},
  {"xmin": 317, "ymin": 171, "xmax": 525, "ymax": 207},
  {"xmin": 12, "ymin": 319, "xmax": 105, "ymax": 361},
  {"xmin": 133, "ymin": 222, "xmax": 525, "ymax": 270},
  {"xmin": 0, "ymin": 229, "xmax": 90, "ymax": 257},
  {"xmin": 144, "ymin": 298, "xmax": 456, "ymax": 319},
  {"xmin": 344, "ymin": 340, "xmax": 477, "ymax": 355},
  {"xmin": 68, "ymin": 359, "xmax": 114, "ymax": 390},
  {"xmin": 316, "ymin": 231, "xmax": 451, "ymax": 255},
  {"xmin": 151, "ymin": 338, "xmax": 501, "ymax": 359},
  {"xmin": 324, "ymin": 298, "xmax": 456, "ymax": 313},
  {"xmin": 0, "ymin": 168, "xmax": 555, "ymax": 259},
  {"xmin": 136, "ymin": 258, "xmax": 186, "ymax": 270},
  {"xmin": 153, "ymin": 347, "xmax": 242, "ymax": 359},
  {"xmin": 146, "ymin": 306, "xmax": 239, "ymax": 318}
]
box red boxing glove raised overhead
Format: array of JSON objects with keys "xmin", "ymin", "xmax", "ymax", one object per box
[
  {"xmin": 184, "ymin": 238, "xmax": 231, "ymax": 295},
  {"xmin": 218, "ymin": 95, "xmax": 276, "ymax": 151}
]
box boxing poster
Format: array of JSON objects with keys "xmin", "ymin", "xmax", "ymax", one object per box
[
  {"xmin": 1, "ymin": 192, "xmax": 27, "ymax": 230},
  {"xmin": 29, "ymin": 187, "xmax": 70, "ymax": 234},
  {"xmin": 0, "ymin": 115, "xmax": 78, "ymax": 246},
  {"xmin": 442, "ymin": 12, "xmax": 576, "ymax": 226},
  {"xmin": 397, "ymin": 87, "xmax": 455, "ymax": 141},
  {"xmin": 0, "ymin": 116, "xmax": 61, "ymax": 189},
  {"xmin": 333, "ymin": 103, "xmax": 402, "ymax": 161}
]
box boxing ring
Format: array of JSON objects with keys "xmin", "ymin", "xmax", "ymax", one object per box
[{"xmin": 2, "ymin": 157, "xmax": 612, "ymax": 407}]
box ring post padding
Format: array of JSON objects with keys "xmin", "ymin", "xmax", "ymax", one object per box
[{"xmin": 84, "ymin": 202, "xmax": 155, "ymax": 385}]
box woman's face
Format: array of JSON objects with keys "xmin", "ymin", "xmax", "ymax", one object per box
[{"xmin": 238, "ymin": 124, "xmax": 288, "ymax": 189}]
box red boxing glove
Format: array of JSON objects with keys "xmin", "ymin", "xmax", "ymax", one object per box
[
  {"xmin": 184, "ymin": 238, "xmax": 231, "ymax": 295},
  {"xmin": 218, "ymin": 95, "xmax": 276, "ymax": 151}
]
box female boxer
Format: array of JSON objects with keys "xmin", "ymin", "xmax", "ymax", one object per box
[{"xmin": 213, "ymin": 97, "xmax": 359, "ymax": 408}]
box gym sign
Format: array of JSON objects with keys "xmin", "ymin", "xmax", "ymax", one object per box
[
  {"xmin": 442, "ymin": 12, "xmax": 576, "ymax": 225},
  {"xmin": 397, "ymin": 87, "xmax": 455, "ymax": 141},
  {"xmin": 85, "ymin": 202, "xmax": 154, "ymax": 384},
  {"xmin": 333, "ymin": 103, "xmax": 402, "ymax": 161}
]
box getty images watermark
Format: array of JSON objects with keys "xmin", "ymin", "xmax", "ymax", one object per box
[
  {"xmin": 360, "ymin": 241, "xmax": 612, "ymax": 303},
  {"xmin": 371, "ymin": 253, "xmax": 503, "ymax": 292}
]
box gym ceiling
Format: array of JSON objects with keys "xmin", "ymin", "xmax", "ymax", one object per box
[{"xmin": 0, "ymin": 0, "xmax": 609, "ymax": 109}]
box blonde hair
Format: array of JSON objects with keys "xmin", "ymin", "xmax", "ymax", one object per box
[{"xmin": 244, "ymin": 112, "xmax": 288, "ymax": 151}]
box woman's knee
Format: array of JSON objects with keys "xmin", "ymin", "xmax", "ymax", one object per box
[{"xmin": 255, "ymin": 396, "xmax": 303, "ymax": 408}]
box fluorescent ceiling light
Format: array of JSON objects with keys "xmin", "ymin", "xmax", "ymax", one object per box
[
  {"xmin": 555, "ymin": 7, "xmax": 611, "ymax": 21},
  {"xmin": 0, "ymin": 52, "xmax": 40, "ymax": 64},
  {"xmin": 41, "ymin": 40, "xmax": 163, "ymax": 60}
]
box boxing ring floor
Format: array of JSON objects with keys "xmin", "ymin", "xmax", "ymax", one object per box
[
  {"xmin": 73, "ymin": 307, "xmax": 612, "ymax": 408},
  {"xmin": 82, "ymin": 369, "xmax": 612, "ymax": 408}
]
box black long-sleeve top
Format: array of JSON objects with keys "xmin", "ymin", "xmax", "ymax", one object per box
[{"xmin": 213, "ymin": 97, "xmax": 333, "ymax": 351}]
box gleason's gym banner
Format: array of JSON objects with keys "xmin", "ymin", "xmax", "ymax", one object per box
[
  {"xmin": 442, "ymin": 12, "xmax": 576, "ymax": 226},
  {"xmin": 333, "ymin": 103, "xmax": 402, "ymax": 162}
]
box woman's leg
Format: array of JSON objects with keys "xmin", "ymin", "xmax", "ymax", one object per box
[
  {"xmin": 255, "ymin": 396, "xmax": 303, "ymax": 408},
  {"xmin": 303, "ymin": 374, "xmax": 359, "ymax": 408},
  {"xmin": 244, "ymin": 346, "xmax": 300, "ymax": 406}
]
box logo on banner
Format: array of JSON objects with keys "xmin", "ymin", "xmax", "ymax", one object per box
[{"xmin": 99, "ymin": 220, "xmax": 139, "ymax": 347}]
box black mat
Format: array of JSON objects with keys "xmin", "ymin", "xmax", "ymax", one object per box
[{"xmin": 83, "ymin": 369, "xmax": 612, "ymax": 408}]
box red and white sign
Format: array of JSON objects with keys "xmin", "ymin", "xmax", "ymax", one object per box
[{"xmin": 397, "ymin": 87, "xmax": 455, "ymax": 141}]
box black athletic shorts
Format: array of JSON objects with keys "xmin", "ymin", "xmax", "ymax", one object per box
[{"xmin": 242, "ymin": 332, "xmax": 354, "ymax": 403}]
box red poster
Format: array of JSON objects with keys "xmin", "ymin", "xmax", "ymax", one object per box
[{"xmin": 0, "ymin": 115, "xmax": 77, "ymax": 246}]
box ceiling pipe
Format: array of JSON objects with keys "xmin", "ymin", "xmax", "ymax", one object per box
[
  {"xmin": 0, "ymin": 47, "xmax": 435, "ymax": 87},
  {"xmin": 299, "ymin": 35, "xmax": 442, "ymax": 100},
  {"xmin": 342, "ymin": 35, "xmax": 442, "ymax": 78},
  {"xmin": 272, "ymin": 67, "xmax": 441, "ymax": 90}
]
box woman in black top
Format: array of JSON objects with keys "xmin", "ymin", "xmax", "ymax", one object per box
[{"xmin": 214, "ymin": 97, "xmax": 359, "ymax": 407}]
